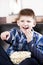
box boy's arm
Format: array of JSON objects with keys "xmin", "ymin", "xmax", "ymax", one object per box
[
  {"xmin": 32, "ymin": 37, "xmax": 43, "ymax": 64},
  {"xmin": 0, "ymin": 28, "xmax": 16, "ymax": 45},
  {"xmin": 5, "ymin": 32, "xmax": 12, "ymax": 44},
  {"xmin": 6, "ymin": 28, "xmax": 16, "ymax": 44}
]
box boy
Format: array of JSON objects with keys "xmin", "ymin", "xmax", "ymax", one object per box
[{"xmin": 1, "ymin": 9, "xmax": 43, "ymax": 65}]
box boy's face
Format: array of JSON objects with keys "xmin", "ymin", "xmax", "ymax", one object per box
[{"xmin": 17, "ymin": 16, "xmax": 36, "ymax": 33}]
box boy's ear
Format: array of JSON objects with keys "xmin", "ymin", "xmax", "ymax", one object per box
[
  {"xmin": 17, "ymin": 20, "xmax": 20, "ymax": 26},
  {"xmin": 33, "ymin": 21, "xmax": 36, "ymax": 27}
]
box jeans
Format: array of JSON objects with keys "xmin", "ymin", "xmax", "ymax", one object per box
[{"xmin": 19, "ymin": 58, "xmax": 39, "ymax": 65}]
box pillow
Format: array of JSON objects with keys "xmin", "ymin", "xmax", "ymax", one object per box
[{"xmin": 10, "ymin": 51, "xmax": 31, "ymax": 64}]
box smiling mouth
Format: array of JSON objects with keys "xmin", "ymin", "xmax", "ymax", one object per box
[{"xmin": 23, "ymin": 27, "xmax": 29, "ymax": 29}]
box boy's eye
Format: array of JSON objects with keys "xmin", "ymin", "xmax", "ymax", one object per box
[
  {"xmin": 21, "ymin": 20, "xmax": 24, "ymax": 22},
  {"xmin": 27, "ymin": 21, "xmax": 31, "ymax": 23}
]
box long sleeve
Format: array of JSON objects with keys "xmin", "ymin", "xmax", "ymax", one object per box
[
  {"xmin": 31, "ymin": 37, "xmax": 43, "ymax": 64},
  {"xmin": 6, "ymin": 28, "xmax": 16, "ymax": 44}
]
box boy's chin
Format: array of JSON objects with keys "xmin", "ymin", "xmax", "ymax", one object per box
[
  {"xmin": 21, "ymin": 27, "xmax": 31, "ymax": 32},
  {"xmin": 22, "ymin": 28, "xmax": 30, "ymax": 33}
]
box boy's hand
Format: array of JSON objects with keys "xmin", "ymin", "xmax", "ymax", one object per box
[
  {"xmin": 24, "ymin": 29, "xmax": 33, "ymax": 43},
  {"xmin": 1, "ymin": 31, "xmax": 10, "ymax": 40}
]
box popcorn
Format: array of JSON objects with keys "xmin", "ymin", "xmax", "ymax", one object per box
[{"xmin": 10, "ymin": 51, "xmax": 31, "ymax": 64}]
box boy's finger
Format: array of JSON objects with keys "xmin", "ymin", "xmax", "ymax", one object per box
[{"xmin": 6, "ymin": 33, "xmax": 10, "ymax": 40}]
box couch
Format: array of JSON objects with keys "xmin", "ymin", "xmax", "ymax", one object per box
[{"xmin": 0, "ymin": 23, "xmax": 43, "ymax": 51}]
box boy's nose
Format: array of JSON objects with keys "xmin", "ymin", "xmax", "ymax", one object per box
[{"xmin": 24, "ymin": 21, "xmax": 27, "ymax": 25}]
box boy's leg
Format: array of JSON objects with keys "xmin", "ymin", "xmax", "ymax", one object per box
[
  {"xmin": 19, "ymin": 58, "xmax": 40, "ymax": 65},
  {"xmin": 0, "ymin": 38, "xmax": 14, "ymax": 65},
  {"xmin": 0, "ymin": 45, "xmax": 15, "ymax": 65}
]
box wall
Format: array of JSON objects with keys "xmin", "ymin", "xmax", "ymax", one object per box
[
  {"xmin": 0, "ymin": 0, "xmax": 9, "ymax": 17},
  {"xmin": 0, "ymin": 0, "xmax": 22, "ymax": 17},
  {"xmin": 21, "ymin": 0, "xmax": 43, "ymax": 16}
]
